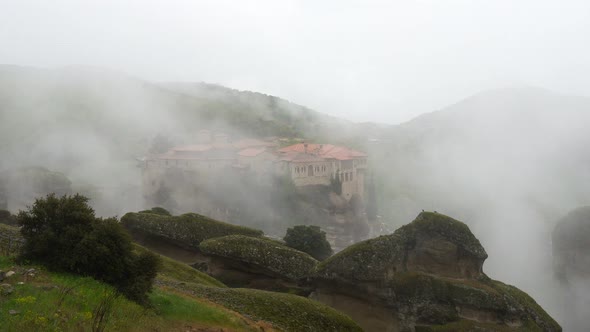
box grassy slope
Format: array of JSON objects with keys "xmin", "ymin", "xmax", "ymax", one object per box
[
  {"xmin": 1, "ymin": 244, "xmax": 361, "ymax": 332},
  {"xmin": 0, "ymin": 256, "xmax": 259, "ymax": 331},
  {"xmin": 134, "ymin": 243, "xmax": 225, "ymax": 288}
]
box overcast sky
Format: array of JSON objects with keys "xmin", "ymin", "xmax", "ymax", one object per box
[{"xmin": 1, "ymin": 0, "xmax": 589, "ymax": 123}]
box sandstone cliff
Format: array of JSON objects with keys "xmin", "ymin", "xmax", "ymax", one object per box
[{"xmin": 311, "ymin": 212, "xmax": 561, "ymax": 332}]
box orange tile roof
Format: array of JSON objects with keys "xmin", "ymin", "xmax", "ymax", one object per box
[{"xmin": 278, "ymin": 151, "xmax": 326, "ymax": 162}]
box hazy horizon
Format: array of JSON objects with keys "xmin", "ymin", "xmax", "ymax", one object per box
[{"xmin": 3, "ymin": 0, "xmax": 590, "ymax": 124}]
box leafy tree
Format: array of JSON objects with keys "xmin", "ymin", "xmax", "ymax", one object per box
[
  {"xmin": 283, "ymin": 225, "xmax": 333, "ymax": 261},
  {"xmin": 18, "ymin": 194, "xmax": 160, "ymax": 305}
]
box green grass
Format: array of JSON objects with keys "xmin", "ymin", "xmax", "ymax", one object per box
[
  {"xmin": 133, "ymin": 243, "xmax": 226, "ymax": 287},
  {"xmin": 0, "ymin": 256, "xmax": 255, "ymax": 331},
  {"xmin": 149, "ymin": 290, "xmax": 252, "ymax": 330},
  {"xmin": 1, "ymin": 239, "xmax": 362, "ymax": 332},
  {"xmin": 163, "ymin": 280, "xmax": 362, "ymax": 332}
]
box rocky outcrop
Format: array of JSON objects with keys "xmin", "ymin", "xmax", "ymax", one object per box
[
  {"xmin": 311, "ymin": 211, "xmax": 561, "ymax": 332},
  {"xmin": 0, "ymin": 223, "xmax": 23, "ymax": 256},
  {"xmin": 120, "ymin": 211, "xmax": 263, "ymax": 253},
  {"xmin": 552, "ymin": 206, "xmax": 590, "ymax": 332},
  {"xmin": 200, "ymin": 235, "xmax": 318, "ymax": 294},
  {"xmin": 0, "ymin": 210, "xmax": 17, "ymax": 226},
  {"xmin": 553, "ymin": 206, "xmax": 590, "ymax": 282},
  {"xmin": 0, "ymin": 167, "xmax": 72, "ymax": 211}
]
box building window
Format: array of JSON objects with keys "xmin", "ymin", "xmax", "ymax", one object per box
[
  {"xmin": 350, "ymin": 172, "xmax": 353, "ymax": 181},
  {"xmin": 165, "ymin": 160, "xmax": 169, "ymax": 166}
]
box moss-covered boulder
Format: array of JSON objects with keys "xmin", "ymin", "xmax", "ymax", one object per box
[
  {"xmin": 311, "ymin": 212, "xmax": 561, "ymax": 332},
  {"xmin": 200, "ymin": 235, "xmax": 318, "ymax": 293},
  {"xmin": 138, "ymin": 207, "xmax": 172, "ymax": 216},
  {"xmin": 317, "ymin": 212, "xmax": 487, "ymax": 281},
  {"xmin": 120, "ymin": 212, "xmax": 263, "ymax": 252}
]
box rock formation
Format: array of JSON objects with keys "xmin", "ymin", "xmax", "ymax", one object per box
[
  {"xmin": 120, "ymin": 211, "xmax": 263, "ymax": 263},
  {"xmin": 311, "ymin": 211, "xmax": 561, "ymax": 332},
  {"xmin": 0, "ymin": 223, "xmax": 23, "ymax": 256},
  {"xmin": 200, "ymin": 235, "xmax": 318, "ymax": 294},
  {"xmin": 552, "ymin": 206, "xmax": 590, "ymax": 332}
]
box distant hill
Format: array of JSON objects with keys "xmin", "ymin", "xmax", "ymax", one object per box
[
  {"xmin": 0, "ymin": 65, "xmax": 355, "ymax": 215},
  {"xmin": 370, "ymin": 87, "xmax": 590, "ymax": 225},
  {"xmin": 365, "ymin": 87, "xmax": 590, "ymax": 324},
  {"xmin": 0, "ymin": 65, "xmax": 349, "ymax": 172}
]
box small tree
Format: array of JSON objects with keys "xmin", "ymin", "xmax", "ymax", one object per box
[
  {"xmin": 283, "ymin": 225, "xmax": 333, "ymax": 261},
  {"xmin": 18, "ymin": 194, "xmax": 160, "ymax": 305}
]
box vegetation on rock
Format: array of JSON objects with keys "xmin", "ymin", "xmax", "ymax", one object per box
[
  {"xmin": 283, "ymin": 225, "xmax": 332, "ymax": 261},
  {"xmin": 162, "ymin": 280, "xmax": 362, "ymax": 332},
  {"xmin": 133, "ymin": 243, "xmax": 225, "ymax": 288},
  {"xmin": 200, "ymin": 235, "xmax": 318, "ymax": 280},
  {"xmin": 317, "ymin": 211, "xmax": 487, "ymax": 281},
  {"xmin": 0, "ymin": 223, "xmax": 23, "ymax": 255},
  {"xmin": 312, "ymin": 211, "xmax": 560, "ymax": 332},
  {"xmin": 137, "ymin": 207, "xmax": 172, "ymax": 216},
  {"xmin": 121, "ymin": 211, "xmax": 263, "ymax": 251}
]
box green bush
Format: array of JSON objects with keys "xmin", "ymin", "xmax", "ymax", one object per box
[
  {"xmin": 18, "ymin": 194, "xmax": 161, "ymax": 305},
  {"xmin": 283, "ymin": 225, "xmax": 332, "ymax": 261}
]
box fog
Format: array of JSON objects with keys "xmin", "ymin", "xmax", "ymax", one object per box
[
  {"xmin": 2, "ymin": 1, "xmax": 590, "ymax": 331},
  {"xmin": 3, "ymin": 0, "xmax": 590, "ymax": 123}
]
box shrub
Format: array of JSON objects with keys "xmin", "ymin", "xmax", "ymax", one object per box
[
  {"xmin": 18, "ymin": 194, "xmax": 160, "ymax": 305},
  {"xmin": 283, "ymin": 225, "xmax": 333, "ymax": 261}
]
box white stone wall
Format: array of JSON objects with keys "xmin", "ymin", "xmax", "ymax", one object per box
[
  {"xmin": 141, "ymin": 151, "xmax": 368, "ymax": 203},
  {"xmin": 290, "ymin": 161, "xmax": 332, "ymax": 186}
]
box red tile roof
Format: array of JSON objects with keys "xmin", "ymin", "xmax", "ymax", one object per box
[
  {"xmin": 278, "ymin": 151, "xmax": 326, "ymax": 163},
  {"xmin": 278, "ymin": 143, "xmax": 366, "ymax": 161}
]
